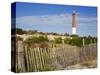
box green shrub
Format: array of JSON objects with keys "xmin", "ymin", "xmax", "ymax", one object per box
[
  {"xmin": 55, "ymin": 37, "xmax": 62, "ymax": 44},
  {"xmin": 24, "ymin": 36, "xmax": 49, "ymax": 44}
]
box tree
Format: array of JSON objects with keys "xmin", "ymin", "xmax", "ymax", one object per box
[
  {"xmin": 64, "ymin": 33, "xmax": 69, "ymax": 36},
  {"xmin": 16, "ymin": 28, "xmax": 25, "ymax": 34}
]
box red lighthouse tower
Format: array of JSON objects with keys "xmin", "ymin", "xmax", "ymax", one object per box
[{"xmin": 72, "ymin": 11, "xmax": 76, "ymax": 35}]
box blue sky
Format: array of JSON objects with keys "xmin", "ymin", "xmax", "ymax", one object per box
[{"xmin": 14, "ymin": 2, "xmax": 97, "ymax": 36}]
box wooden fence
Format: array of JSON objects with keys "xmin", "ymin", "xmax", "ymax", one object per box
[
  {"xmin": 80, "ymin": 44, "xmax": 97, "ymax": 62},
  {"xmin": 13, "ymin": 41, "xmax": 97, "ymax": 72}
]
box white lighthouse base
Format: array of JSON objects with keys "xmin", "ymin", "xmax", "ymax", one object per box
[{"xmin": 72, "ymin": 27, "xmax": 76, "ymax": 35}]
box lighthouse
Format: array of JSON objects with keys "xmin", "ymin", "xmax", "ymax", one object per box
[{"xmin": 72, "ymin": 11, "xmax": 76, "ymax": 35}]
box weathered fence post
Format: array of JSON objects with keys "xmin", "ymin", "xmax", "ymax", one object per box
[{"xmin": 16, "ymin": 41, "xmax": 26, "ymax": 72}]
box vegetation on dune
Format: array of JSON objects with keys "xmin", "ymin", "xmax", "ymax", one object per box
[
  {"xmin": 70, "ymin": 34, "xmax": 79, "ymax": 37},
  {"xmin": 65, "ymin": 36, "xmax": 97, "ymax": 47},
  {"xmin": 23, "ymin": 35, "xmax": 49, "ymax": 48},
  {"xmin": 24, "ymin": 36, "xmax": 49, "ymax": 44},
  {"xmin": 54, "ymin": 35, "xmax": 97, "ymax": 47},
  {"xmin": 68, "ymin": 37, "xmax": 82, "ymax": 47},
  {"xmin": 55, "ymin": 37, "xmax": 62, "ymax": 44},
  {"xmin": 15, "ymin": 28, "xmax": 97, "ymax": 47},
  {"xmin": 23, "ymin": 35, "xmax": 97, "ymax": 47},
  {"xmin": 15, "ymin": 28, "xmax": 67, "ymax": 35},
  {"xmin": 16, "ymin": 36, "xmax": 23, "ymax": 41}
]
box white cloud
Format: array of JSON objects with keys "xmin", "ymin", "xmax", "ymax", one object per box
[
  {"xmin": 16, "ymin": 13, "xmax": 97, "ymax": 28},
  {"xmin": 77, "ymin": 16, "xmax": 97, "ymax": 26},
  {"xmin": 16, "ymin": 14, "xmax": 69, "ymax": 26}
]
